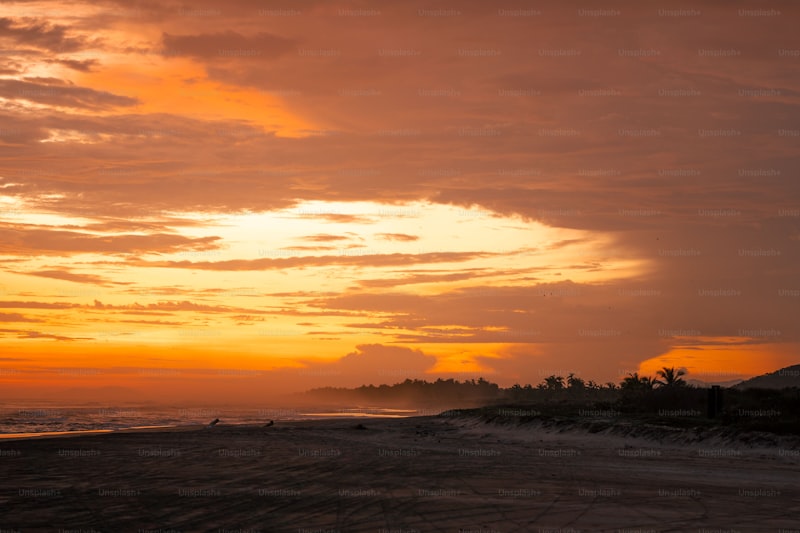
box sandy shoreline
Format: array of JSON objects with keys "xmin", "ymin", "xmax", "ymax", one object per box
[
  {"xmin": 0, "ymin": 424, "xmax": 207, "ymax": 441},
  {"xmin": 1, "ymin": 415, "xmax": 798, "ymax": 532}
]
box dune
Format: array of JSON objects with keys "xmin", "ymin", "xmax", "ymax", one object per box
[{"xmin": 0, "ymin": 416, "xmax": 798, "ymax": 531}]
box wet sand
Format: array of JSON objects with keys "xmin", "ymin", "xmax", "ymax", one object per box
[{"xmin": 0, "ymin": 415, "xmax": 798, "ymax": 532}]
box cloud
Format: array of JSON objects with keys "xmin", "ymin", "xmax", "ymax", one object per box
[
  {"xmin": 0, "ymin": 312, "xmax": 41, "ymax": 322},
  {"xmin": 0, "ymin": 301, "xmax": 75, "ymax": 309},
  {"xmin": 0, "ymin": 17, "xmax": 89, "ymax": 52},
  {"xmin": 0, "ymin": 57, "xmax": 22, "ymax": 74},
  {"xmin": 375, "ymin": 233, "xmax": 418, "ymax": 242},
  {"xmin": 0, "ymin": 298, "xmax": 271, "ymax": 318},
  {"xmin": 1, "ymin": 0, "xmax": 799, "ymax": 394},
  {"xmin": 335, "ymin": 343, "xmax": 435, "ymax": 374},
  {"xmin": 47, "ymin": 58, "xmax": 99, "ymax": 72},
  {"xmin": 355, "ymin": 269, "xmax": 493, "ymax": 289},
  {"xmin": 290, "ymin": 343, "xmax": 437, "ymax": 389},
  {"xmin": 119, "ymin": 319, "xmax": 188, "ymax": 326},
  {"xmin": 129, "ymin": 251, "xmax": 491, "ymax": 271},
  {"xmin": 162, "ymin": 30, "xmax": 296, "ymax": 60},
  {"xmin": 309, "ymin": 214, "xmax": 375, "ymax": 224},
  {"xmin": 0, "ymin": 328, "xmax": 90, "ymax": 341},
  {"xmin": 282, "ymin": 245, "xmax": 337, "ymax": 252},
  {"xmin": 23, "ymin": 269, "xmax": 115, "ymax": 286},
  {"xmin": 0, "ymin": 78, "xmax": 139, "ymax": 110},
  {"xmin": 299, "ymin": 233, "xmax": 351, "ymax": 242},
  {"xmin": 89, "ymin": 299, "xmax": 270, "ymax": 315},
  {"xmin": 312, "ymin": 272, "xmax": 800, "ymax": 361},
  {"xmin": 0, "ymin": 224, "xmax": 221, "ymax": 256}
]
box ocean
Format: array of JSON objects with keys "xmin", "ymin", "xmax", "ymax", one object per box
[{"xmin": 0, "ymin": 405, "xmax": 425, "ymax": 439}]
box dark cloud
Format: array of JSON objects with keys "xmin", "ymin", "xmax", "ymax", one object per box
[
  {"xmin": 0, "ymin": 58, "xmax": 23, "ymax": 74},
  {"xmin": 0, "ymin": 301, "xmax": 75, "ymax": 309},
  {"xmin": 0, "ymin": 79, "xmax": 138, "ymax": 110},
  {"xmin": 0, "ymin": 17, "xmax": 89, "ymax": 52},
  {"xmin": 0, "ymin": 312, "xmax": 41, "ymax": 322},
  {"xmin": 355, "ymin": 269, "xmax": 498, "ymax": 289},
  {"xmin": 287, "ymin": 343, "xmax": 437, "ymax": 389},
  {"xmin": 88, "ymin": 299, "xmax": 270, "ymax": 315},
  {"xmin": 0, "ymin": 328, "xmax": 90, "ymax": 341},
  {"xmin": 162, "ymin": 30, "xmax": 296, "ymax": 60},
  {"xmin": 1, "ymin": 0, "xmax": 799, "ymax": 394},
  {"xmin": 333, "ymin": 273, "xmax": 798, "ymax": 344},
  {"xmin": 130, "ymin": 251, "xmax": 492, "ymax": 271},
  {"xmin": 0, "ymin": 224, "xmax": 221, "ymax": 256},
  {"xmin": 23, "ymin": 270, "xmax": 114, "ymax": 286},
  {"xmin": 47, "ymin": 58, "xmax": 99, "ymax": 71}
]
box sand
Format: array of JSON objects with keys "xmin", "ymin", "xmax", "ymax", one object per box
[{"xmin": 1, "ymin": 415, "xmax": 798, "ymax": 532}]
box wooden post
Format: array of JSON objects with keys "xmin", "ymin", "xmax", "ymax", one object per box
[{"xmin": 707, "ymin": 385, "xmax": 722, "ymax": 418}]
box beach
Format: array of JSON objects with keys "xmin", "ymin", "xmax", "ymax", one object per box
[{"xmin": 1, "ymin": 415, "xmax": 798, "ymax": 532}]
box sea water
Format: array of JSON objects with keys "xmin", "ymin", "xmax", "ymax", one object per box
[{"xmin": 0, "ymin": 404, "xmax": 423, "ymax": 438}]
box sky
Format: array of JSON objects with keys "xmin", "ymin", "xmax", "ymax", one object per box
[{"xmin": 0, "ymin": 0, "xmax": 798, "ymax": 405}]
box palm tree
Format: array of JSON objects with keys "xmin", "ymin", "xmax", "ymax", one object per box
[
  {"xmin": 543, "ymin": 375, "xmax": 565, "ymax": 391},
  {"xmin": 620, "ymin": 372, "xmax": 655, "ymax": 391},
  {"xmin": 641, "ymin": 375, "xmax": 657, "ymax": 389},
  {"xmin": 654, "ymin": 366, "xmax": 686, "ymax": 388},
  {"xmin": 567, "ymin": 373, "xmax": 585, "ymax": 390}
]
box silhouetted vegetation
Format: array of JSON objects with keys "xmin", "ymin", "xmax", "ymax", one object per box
[
  {"xmin": 719, "ymin": 387, "xmax": 800, "ymax": 435},
  {"xmin": 304, "ymin": 365, "xmax": 800, "ymax": 435},
  {"xmin": 306, "ymin": 377, "xmax": 500, "ymax": 408}
]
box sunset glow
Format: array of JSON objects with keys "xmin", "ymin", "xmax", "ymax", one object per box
[{"xmin": 1, "ymin": 1, "xmax": 798, "ymax": 405}]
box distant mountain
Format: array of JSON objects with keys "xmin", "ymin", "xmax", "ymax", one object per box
[
  {"xmin": 734, "ymin": 364, "xmax": 800, "ymax": 390},
  {"xmin": 685, "ymin": 378, "xmax": 743, "ymax": 389}
]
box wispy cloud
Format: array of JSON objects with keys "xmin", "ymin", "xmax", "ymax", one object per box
[
  {"xmin": 0, "ymin": 224, "xmax": 221, "ymax": 256},
  {"xmin": 375, "ymin": 233, "xmax": 419, "ymax": 242},
  {"xmin": 0, "ymin": 16, "xmax": 91, "ymax": 52},
  {"xmin": 0, "ymin": 328, "xmax": 91, "ymax": 341},
  {"xmin": 129, "ymin": 251, "xmax": 493, "ymax": 271},
  {"xmin": 162, "ymin": 30, "xmax": 296, "ymax": 60},
  {"xmin": 0, "ymin": 0, "xmax": 798, "ymax": 401},
  {"xmin": 23, "ymin": 269, "xmax": 116, "ymax": 286},
  {"xmin": 0, "ymin": 312, "xmax": 41, "ymax": 322},
  {"xmin": 0, "ymin": 78, "xmax": 138, "ymax": 109}
]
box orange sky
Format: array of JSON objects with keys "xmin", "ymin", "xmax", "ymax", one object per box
[{"xmin": 1, "ymin": 0, "xmax": 798, "ymax": 405}]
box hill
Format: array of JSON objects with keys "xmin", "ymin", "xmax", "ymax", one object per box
[{"xmin": 734, "ymin": 364, "xmax": 800, "ymax": 390}]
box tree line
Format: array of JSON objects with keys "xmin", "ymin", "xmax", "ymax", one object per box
[
  {"xmin": 305, "ymin": 367, "xmax": 800, "ymax": 435},
  {"xmin": 306, "ymin": 367, "xmax": 689, "ymax": 407}
]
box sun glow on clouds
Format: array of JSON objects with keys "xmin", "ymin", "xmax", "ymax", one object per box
[
  {"xmin": 2, "ymin": 0, "xmax": 799, "ymax": 402},
  {"xmin": 639, "ymin": 343, "xmax": 790, "ymax": 384},
  {"xmin": 76, "ymin": 57, "xmax": 317, "ymax": 137},
  {"xmin": 0, "ymin": 199, "xmax": 616, "ymax": 381},
  {"xmin": 39, "ymin": 130, "xmax": 115, "ymax": 144}
]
